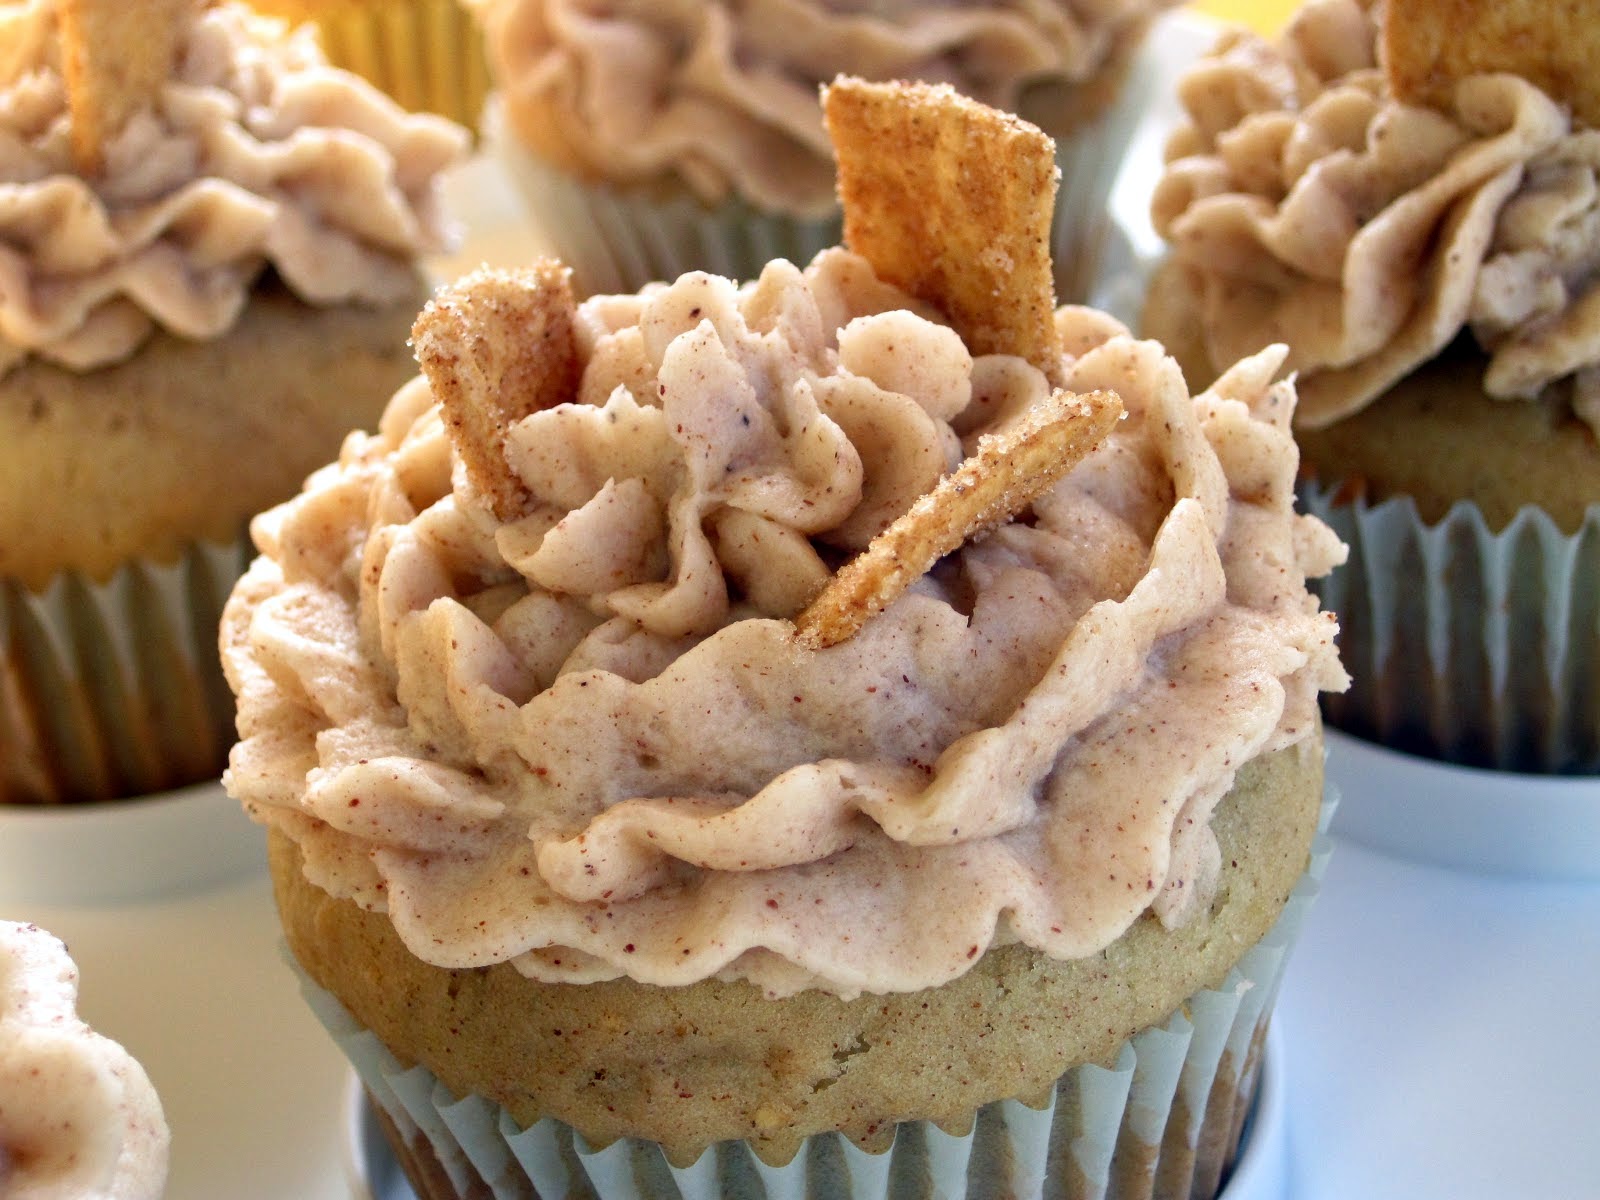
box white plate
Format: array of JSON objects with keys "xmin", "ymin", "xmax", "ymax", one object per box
[
  {"xmin": 1277, "ymin": 828, "xmax": 1600, "ymax": 1199},
  {"xmin": 0, "ymin": 779, "xmax": 262, "ymax": 907},
  {"xmin": 1326, "ymin": 728, "xmax": 1600, "ymax": 880},
  {"xmin": 345, "ymin": 1023, "xmax": 1289, "ymax": 1200}
]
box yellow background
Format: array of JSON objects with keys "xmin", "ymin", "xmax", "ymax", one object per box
[{"xmin": 1192, "ymin": 0, "xmax": 1296, "ymax": 33}]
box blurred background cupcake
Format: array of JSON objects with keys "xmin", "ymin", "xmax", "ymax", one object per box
[
  {"xmin": 0, "ymin": 0, "xmax": 467, "ymax": 804},
  {"xmin": 224, "ymin": 80, "xmax": 1346, "ymax": 1198},
  {"xmin": 0, "ymin": 920, "xmax": 169, "ymax": 1199},
  {"xmin": 1145, "ymin": 0, "xmax": 1600, "ymax": 772},
  {"xmin": 471, "ymin": 0, "xmax": 1180, "ymax": 301},
  {"xmin": 244, "ymin": 0, "xmax": 492, "ymax": 127}
]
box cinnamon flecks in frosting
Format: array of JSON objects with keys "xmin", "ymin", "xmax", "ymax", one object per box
[
  {"xmin": 0, "ymin": 0, "xmax": 468, "ymax": 377},
  {"xmin": 223, "ymin": 249, "xmax": 1346, "ymax": 1000},
  {"xmin": 0, "ymin": 922, "xmax": 168, "ymax": 1200},
  {"xmin": 475, "ymin": 0, "xmax": 1175, "ymax": 216},
  {"xmin": 1151, "ymin": 0, "xmax": 1600, "ymax": 433}
]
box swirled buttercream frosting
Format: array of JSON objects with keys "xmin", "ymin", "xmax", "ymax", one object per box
[
  {"xmin": 222, "ymin": 249, "xmax": 1347, "ymax": 999},
  {"xmin": 0, "ymin": 1, "xmax": 467, "ymax": 377},
  {"xmin": 1152, "ymin": 0, "xmax": 1600, "ymax": 433},
  {"xmin": 0, "ymin": 922, "xmax": 168, "ymax": 1200},
  {"xmin": 477, "ymin": 0, "xmax": 1174, "ymax": 216}
]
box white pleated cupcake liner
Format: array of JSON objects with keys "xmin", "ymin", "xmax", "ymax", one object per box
[
  {"xmin": 0, "ymin": 538, "xmax": 252, "ymax": 804},
  {"xmin": 286, "ymin": 0, "xmax": 492, "ymax": 129},
  {"xmin": 298, "ymin": 796, "xmax": 1333, "ymax": 1200},
  {"xmin": 486, "ymin": 20, "xmax": 1159, "ymax": 306},
  {"xmin": 1302, "ymin": 481, "xmax": 1600, "ymax": 774}
]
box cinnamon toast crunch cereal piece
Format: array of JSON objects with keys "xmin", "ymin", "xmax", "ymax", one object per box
[
  {"xmin": 1383, "ymin": 0, "xmax": 1600, "ymax": 128},
  {"xmin": 59, "ymin": 0, "xmax": 199, "ymax": 174},
  {"xmin": 412, "ymin": 262, "xmax": 581, "ymax": 521},
  {"xmin": 823, "ymin": 77, "xmax": 1063, "ymax": 380},
  {"xmin": 794, "ymin": 387, "xmax": 1122, "ymax": 649}
]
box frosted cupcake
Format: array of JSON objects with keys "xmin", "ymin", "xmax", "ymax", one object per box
[
  {"xmin": 0, "ymin": 0, "xmax": 467, "ymax": 803},
  {"xmin": 0, "ymin": 920, "xmax": 168, "ymax": 1199},
  {"xmin": 473, "ymin": 0, "xmax": 1177, "ymax": 301},
  {"xmin": 1147, "ymin": 0, "xmax": 1600, "ymax": 771},
  {"xmin": 224, "ymin": 80, "xmax": 1346, "ymax": 1199}
]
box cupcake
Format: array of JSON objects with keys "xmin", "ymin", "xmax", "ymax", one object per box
[
  {"xmin": 473, "ymin": 0, "xmax": 1178, "ymax": 302},
  {"xmin": 223, "ymin": 79, "xmax": 1346, "ymax": 1198},
  {"xmin": 0, "ymin": 920, "xmax": 168, "ymax": 1199},
  {"xmin": 1147, "ymin": 0, "xmax": 1600, "ymax": 772},
  {"xmin": 244, "ymin": 0, "xmax": 492, "ymax": 127},
  {"xmin": 0, "ymin": 0, "xmax": 468, "ymax": 804}
]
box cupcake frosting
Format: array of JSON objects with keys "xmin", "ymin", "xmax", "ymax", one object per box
[
  {"xmin": 1152, "ymin": 0, "xmax": 1600, "ymax": 433},
  {"xmin": 0, "ymin": 0, "xmax": 467, "ymax": 377},
  {"xmin": 0, "ymin": 922, "xmax": 168, "ymax": 1200},
  {"xmin": 478, "ymin": 0, "xmax": 1173, "ymax": 216},
  {"xmin": 223, "ymin": 249, "xmax": 1346, "ymax": 1000}
]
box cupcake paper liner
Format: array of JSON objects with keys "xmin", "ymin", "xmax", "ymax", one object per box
[
  {"xmin": 299, "ymin": 797, "xmax": 1334, "ymax": 1200},
  {"xmin": 278, "ymin": 0, "xmax": 491, "ymax": 128},
  {"xmin": 1302, "ymin": 482, "xmax": 1600, "ymax": 774},
  {"xmin": 488, "ymin": 17, "xmax": 1160, "ymax": 303},
  {"xmin": 0, "ymin": 538, "xmax": 252, "ymax": 805}
]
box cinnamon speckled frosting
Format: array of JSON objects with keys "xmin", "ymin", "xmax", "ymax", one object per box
[
  {"xmin": 0, "ymin": 0, "xmax": 467, "ymax": 376},
  {"xmin": 477, "ymin": 0, "xmax": 1175, "ymax": 216},
  {"xmin": 222, "ymin": 249, "xmax": 1346, "ymax": 1000},
  {"xmin": 0, "ymin": 922, "xmax": 168, "ymax": 1200},
  {"xmin": 1152, "ymin": 0, "xmax": 1600, "ymax": 433}
]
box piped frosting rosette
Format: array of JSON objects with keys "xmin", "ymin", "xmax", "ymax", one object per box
[
  {"xmin": 0, "ymin": 921, "xmax": 168, "ymax": 1200},
  {"xmin": 223, "ymin": 247, "xmax": 1346, "ymax": 1000},
  {"xmin": 1151, "ymin": 0, "xmax": 1600, "ymax": 431},
  {"xmin": 0, "ymin": 0, "xmax": 467, "ymax": 375},
  {"xmin": 1153, "ymin": 0, "xmax": 1600, "ymax": 771},
  {"xmin": 478, "ymin": 0, "xmax": 1175, "ymax": 298}
]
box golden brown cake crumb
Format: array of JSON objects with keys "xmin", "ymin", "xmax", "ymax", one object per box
[{"xmin": 270, "ymin": 734, "xmax": 1323, "ymax": 1168}]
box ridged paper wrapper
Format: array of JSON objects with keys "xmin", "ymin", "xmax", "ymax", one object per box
[
  {"xmin": 1, "ymin": 539, "xmax": 251, "ymax": 805},
  {"xmin": 307, "ymin": 800, "xmax": 1333, "ymax": 1200},
  {"xmin": 1302, "ymin": 482, "xmax": 1600, "ymax": 774}
]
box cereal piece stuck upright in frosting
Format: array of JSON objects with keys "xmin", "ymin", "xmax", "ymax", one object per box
[
  {"xmin": 1152, "ymin": 0, "xmax": 1600, "ymax": 433},
  {"xmin": 0, "ymin": 922, "xmax": 168, "ymax": 1200},
  {"xmin": 0, "ymin": 0, "xmax": 468, "ymax": 377},
  {"xmin": 475, "ymin": 0, "xmax": 1177, "ymax": 217}
]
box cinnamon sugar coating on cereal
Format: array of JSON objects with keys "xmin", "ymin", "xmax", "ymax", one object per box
[
  {"xmin": 413, "ymin": 262, "xmax": 581, "ymax": 521},
  {"xmin": 824, "ymin": 77, "xmax": 1063, "ymax": 380}
]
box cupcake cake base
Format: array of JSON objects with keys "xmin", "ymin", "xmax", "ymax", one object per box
[{"xmin": 292, "ymin": 790, "xmax": 1332, "ymax": 1200}]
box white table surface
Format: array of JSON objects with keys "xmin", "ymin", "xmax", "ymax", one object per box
[
  {"xmin": 0, "ymin": 793, "xmax": 353, "ymax": 1200},
  {"xmin": 1279, "ymin": 840, "xmax": 1600, "ymax": 1200},
  {"xmin": 1277, "ymin": 734, "xmax": 1600, "ymax": 1200}
]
